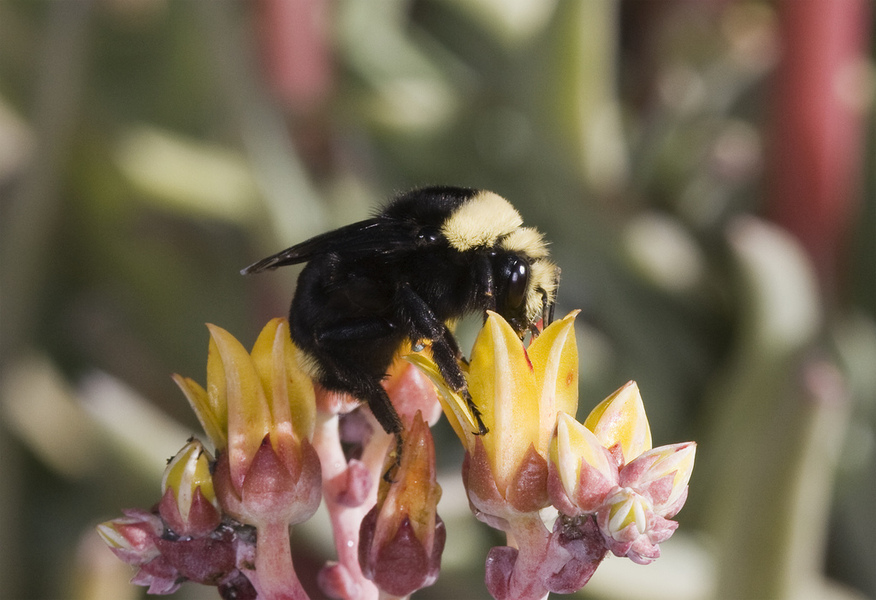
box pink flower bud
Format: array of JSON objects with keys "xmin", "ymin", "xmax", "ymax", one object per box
[
  {"xmin": 159, "ymin": 440, "xmax": 221, "ymax": 537},
  {"xmin": 545, "ymin": 515, "xmax": 606, "ymax": 593},
  {"xmin": 484, "ymin": 546, "xmax": 518, "ymax": 600},
  {"xmin": 96, "ymin": 509, "xmax": 163, "ymax": 566},
  {"xmin": 358, "ymin": 412, "xmax": 445, "ymax": 596}
]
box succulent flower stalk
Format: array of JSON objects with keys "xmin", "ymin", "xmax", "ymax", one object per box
[
  {"xmin": 312, "ymin": 352, "xmax": 442, "ymax": 600},
  {"xmin": 173, "ymin": 319, "xmax": 322, "ymax": 599},
  {"xmin": 412, "ymin": 311, "xmax": 605, "ymax": 599}
]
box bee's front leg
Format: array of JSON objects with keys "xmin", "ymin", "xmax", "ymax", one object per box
[{"xmin": 397, "ymin": 284, "xmax": 488, "ymax": 436}]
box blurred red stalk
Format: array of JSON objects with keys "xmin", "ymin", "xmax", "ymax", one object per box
[
  {"xmin": 767, "ymin": 0, "xmax": 872, "ymax": 296},
  {"xmin": 254, "ymin": 0, "xmax": 333, "ymax": 113}
]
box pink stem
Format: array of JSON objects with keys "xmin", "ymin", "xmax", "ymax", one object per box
[
  {"xmin": 504, "ymin": 515, "xmax": 554, "ymax": 600},
  {"xmin": 315, "ymin": 416, "xmax": 360, "ymax": 567},
  {"xmin": 313, "ymin": 413, "xmax": 391, "ymax": 599},
  {"xmin": 247, "ymin": 519, "xmax": 309, "ymax": 600}
]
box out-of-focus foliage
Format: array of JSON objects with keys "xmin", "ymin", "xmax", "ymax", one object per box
[{"xmin": 0, "ymin": 0, "xmax": 873, "ymax": 598}]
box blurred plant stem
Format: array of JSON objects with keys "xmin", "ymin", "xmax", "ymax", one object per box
[
  {"xmin": 766, "ymin": 0, "xmax": 872, "ymax": 299},
  {"xmin": 700, "ymin": 0, "xmax": 872, "ymax": 593},
  {"xmin": 548, "ymin": 0, "xmax": 627, "ymax": 195},
  {"xmin": 192, "ymin": 0, "xmax": 326, "ymax": 247},
  {"xmin": 0, "ymin": 2, "xmax": 93, "ymax": 598},
  {"xmin": 0, "ymin": 0, "xmax": 93, "ymax": 365},
  {"xmin": 699, "ymin": 218, "xmax": 851, "ymax": 600}
]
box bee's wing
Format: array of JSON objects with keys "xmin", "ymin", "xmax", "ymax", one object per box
[{"xmin": 240, "ymin": 217, "xmax": 413, "ymax": 274}]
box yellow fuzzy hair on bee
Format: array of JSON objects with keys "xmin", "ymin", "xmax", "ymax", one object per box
[
  {"xmin": 501, "ymin": 227, "xmax": 549, "ymax": 259},
  {"xmin": 441, "ymin": 191, "xmax": 523, "ymax": 251}
]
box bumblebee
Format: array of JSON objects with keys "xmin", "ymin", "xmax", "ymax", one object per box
[{"xmin": 242, "ymin": 186, "xmax": 559, "ymax": 440}]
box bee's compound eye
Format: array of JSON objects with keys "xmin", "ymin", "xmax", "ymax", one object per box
[
  {"xmin": 504, "ymin": 257, "xmax": 529, "ymax": 311},
  {"xmin": 418, "ymin": 226, "xmax": 441, "ymax": 244}
]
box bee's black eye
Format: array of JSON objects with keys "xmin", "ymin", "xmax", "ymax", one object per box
[
  {"xmin": 418, "ymin": 227, "xmax": 441, "ymax": 244},
  {"xmin": 503, "ymin": 257, "xmax": 529, "ymax": 311}
]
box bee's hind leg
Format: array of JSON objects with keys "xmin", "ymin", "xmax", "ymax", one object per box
[{"xmin": 354, "ymin": 378, "xmax": 405, "ymax": 481}]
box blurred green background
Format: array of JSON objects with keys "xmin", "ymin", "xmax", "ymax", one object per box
[{"xmin": 1, "ymin": 0, "xmax": 874, "ymax": 598}]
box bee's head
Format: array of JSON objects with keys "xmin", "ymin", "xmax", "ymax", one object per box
[
  {"xmin": 439, "ymin": 190, "xmax": 559, "ymax": 336},
  {"xmin": 495, "ymin": 230, "xmax": 558, "ymax": 335}
]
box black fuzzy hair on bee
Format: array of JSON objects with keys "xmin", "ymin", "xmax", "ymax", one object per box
[{"xmin": 242, "ymin": 186, "xmax": 559, "ymax": 444}]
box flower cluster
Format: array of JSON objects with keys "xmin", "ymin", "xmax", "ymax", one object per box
[
  {"xmin": 549, "ymin": 383, "xmax": 695, "ymax": 565},
  {"xmin": 97, "ymin": 439, "xmax": 255, "ymax": 597},
  {"xmin": 99, "ymin": 312, "xmax": 695, "ymax": 600},
  {"xmin": 412, "ymin": 311, "xmax": 696, "ymax": 599},
  {"xmin": 100, "ymin": 318, "xmax": 321, "ymax": 599},
  {"xmin": 98, "ymin": 318, "xmax": 445, "ymax": 600}
]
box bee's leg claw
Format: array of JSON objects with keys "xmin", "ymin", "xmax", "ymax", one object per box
[{"xmin": 463, "ymin": 389, "xmax": 489, "ymax": 436}]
